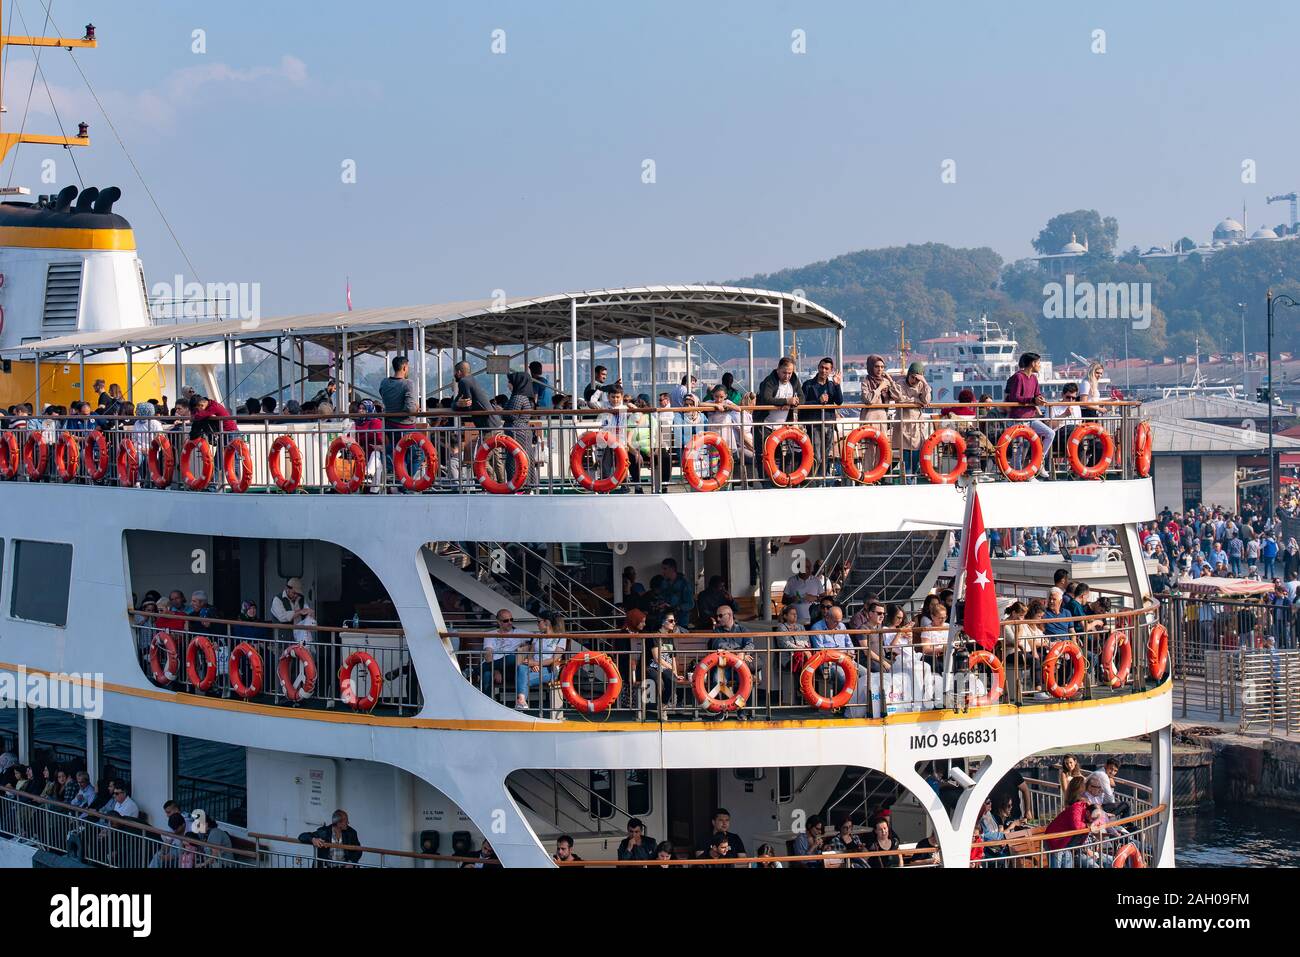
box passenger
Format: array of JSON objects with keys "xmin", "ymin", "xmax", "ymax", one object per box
[
  {"xmin": 622, "ymin": 565, "xmax": 646, "ymax": 605},
  {"xmin": 799, "ymin": 356, "xmax": 843, "ymax": 481},
  {"xmin": 1043, "ymin": 776, "xmax": 1089, "ymax": 867},
  {"xmin": 893, "ymin": 362, "xmax": 931, "ymax": 483},
  {"xmin": 852, "ymin": 600, "xmax": 891, "ymax": 672},
  {"xmin": 695, "ymin": 575, "xmax": 733, "ymax": 629},
  {"xmin": 652, "ymin": 392, "xmax": 676, "ymax": 488},
  {"xmin": 754, "ymin": 357, "xmax": 801, "ymax": 483},
  {"xmin": 829, "ymin": 816, "xmax": 867, "ymax": 867},
  {"xmin": 791, "ymin": 814, "xmax": 826, "ymax": 867},
  {"xmin": 583, "ymin": 364, "xmax": 612, "ymax": 408},
  {"xmin": 148, "ymin": 812, "xmax": 188, "ymax": 868},
  {"xmin": 157, "ymin": 591, "xmax": 187, "ymax": 634},
  {"xmin": 104, "ymin": 782, "xmax": 140, "ymax": 819},
  {"xmin": 271, "ymin": 577, "xmax": 316, "ymax": 644},
  {"xmin": 189, "ymin": 809, "xmax": 233, "ymax": 867},
  {"xmin": 694, "ymin": 807, "xmax": 747, "ymax": 858},
  {"xmin": 598, "ymin": 385, "xmax": 643, "ymax": 491},
  {"xmin": 298, "ymin": 808, "xmax": 362, "ymax": 868},
  {"xmin": 553, "ymin": 835, "xmax": 583, "ymax": 863},
  {"xmin": 504, "ymin": 371, "xmax": 536, "ymax": 490},
  {"xmin": 1004, "ymin": 353, "xmax": 1053, "ymax": 479},
  {"xmin": 514, "ymin": 612, "xmax": 566, "ymax": 713},
  {"xmin": 864, "ymin": 813, "xmax": 901, "ymax": 868},
  {"xmin": 479, "ymin": 609, "xmax": 525, "ymax": 700},
  {"xmin": 185, "ymin": 590, "xmax": 217, "ymax": 636},
  {"xmin": 653, "ymin": 841, "xmax": 675, "ymax": 865},
  {"xmin": 752, "ymin": 843, "xmax": 783, "ymax": 868},
  {"xmin": 617, "ymin": 817, "xmax": 657, "ymax": 862},
  {"xmin": 646, "ymin": 614, "xmax": 684, "ymax": 713},
  {"xmin": 472, "ymin": 838, "xmax": 503, "ymax": 869},
  {"xmin": 69, "ymin": 771, "xmax": 96, "ymax": 815},
  {"xmin": 782, "ymin": 561, "xmax": 827, "ymax": 626},
  {"xmin": 1058, "ymin": 754, "xmax": 1082, "ymax": 796},
  {"xmin": 775, "ymin": 603, "xmax": 812, "ymax": 702},
  {"xmin": 654, "ymin": 558, "xmax": 694, "ymax": 623},
  {"xmin": 380, "ymin": 356, "xmax": 419, "ymax": 475}
]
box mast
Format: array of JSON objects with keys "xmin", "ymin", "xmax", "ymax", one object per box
[{"xmin": 0, "ymin": 0, "xmax": 96, "ymax": 168}]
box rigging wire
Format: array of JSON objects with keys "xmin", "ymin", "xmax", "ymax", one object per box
[
  {"xmin": 35, "ymin": 0, "xmax": 203, "ymax": 284},
  {"xmin": 12, "ymin": 0, "xmax": 83, "ymax": 188},
  {"xmin": 4, "ymin": 0, "xmax": 52, "ymax": 189}
]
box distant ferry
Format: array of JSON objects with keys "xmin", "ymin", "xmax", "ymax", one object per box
[{"xmin": 845, "ymin": 317, "xmax": 1096, "ymax": 401}]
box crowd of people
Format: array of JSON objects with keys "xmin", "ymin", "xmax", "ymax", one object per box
[{"xmin": 0, "ymin": 349, "xmax": 1128, "ymax": 491}]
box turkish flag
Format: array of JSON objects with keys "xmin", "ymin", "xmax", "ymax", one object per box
[{"xmin": 961, "ymin": 490, "xmax": 998, "ymax": 651}]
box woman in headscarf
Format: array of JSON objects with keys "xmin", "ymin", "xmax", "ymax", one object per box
[
  {"xmin": 505, "ymin": 371, "xmax": 536, "ymax": 490},
  {"xmin": 858, "ymin": 355, "xmax": 900, "ymax": 481},
  {"xmin": 129, "ymin": 402, "xmax": 164, "ymax": 487}
]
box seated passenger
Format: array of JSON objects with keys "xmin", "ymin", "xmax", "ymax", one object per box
[
  {"xmin": 616, "ymin": 817, "xmax": 657, "ymax": 862},
  {"xmin": 864, "ymin": 813, "xmax": 901, "ymax": 868},
  {"xmin": 514, "ymin": 612, "xmax": 566, "ymax": 712}
]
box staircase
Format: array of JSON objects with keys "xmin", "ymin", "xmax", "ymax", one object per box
[
  {"xmin": 838, "ymin": 530, "xmax": 953, "ymax": 611},
  {"xmin": 431, "ymin": 541, "xmax": 625, "ymax": 630},
  {"xmin": 820, "ymin": 766, "xmax": 902, "ymax": 825}
]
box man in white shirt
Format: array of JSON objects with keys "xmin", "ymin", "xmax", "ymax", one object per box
[
  {"xmin": 106, "ymin": 783, "xmax": 141, "ymax": 819},
  {"xmin": 783, "ymin": 562, "xmax": 827, "ymax": 625},
  {"xmin": 480, "ymin": 608, "xmax": 527, "ymax": 700}
]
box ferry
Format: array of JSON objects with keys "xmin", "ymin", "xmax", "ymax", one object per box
[
  {"xmin": 846, "ymin": 316, "xmax": 1099, "ymax": 403},
  {"xmin": 0, "ymin": 14, "xmax": 1171, "ymax": 870}
]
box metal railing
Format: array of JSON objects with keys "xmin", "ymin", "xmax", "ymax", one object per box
[
  {"xmin": 128, "ymin": 610, "xmax": 423, "ymax": 716},
  {"xmin": 0, "ymin": 401, "xmax": 1143, "ymax": 496},
  {"xmin": 447, "ymin": 600, "xmax": 1165, "ymax": 723},
  {"xmin": 0, "ymin": 786, "xmax": 255, "ymax": 868}
]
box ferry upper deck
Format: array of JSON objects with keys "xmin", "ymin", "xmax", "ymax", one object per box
[{"xmin": 0, "ymin": 285, "xmax": 1172, "ymax": 866}]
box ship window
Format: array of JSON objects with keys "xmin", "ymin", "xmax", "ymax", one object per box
[
  {"xmin": 42, "ymin": 261, "xmax": 83, "ymax": 331},
  {"xmin": 10, "ymin": 539, "xmax": 73, "ymax": 627},
  {"xmin": 626, "ymin": 769, "xmax": 651, "ymax": 816},
  {"xmin": 589, "ymin": 770, "xmax": 614, "ymax": 819}
]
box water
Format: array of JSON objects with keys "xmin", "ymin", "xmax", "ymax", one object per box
[{"xmin": 1175, "ymin": 804, "xmax": 1300, "ymax": 867}]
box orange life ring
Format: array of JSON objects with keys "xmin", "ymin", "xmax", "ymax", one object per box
[
  {"xmin": 278, "ymin": 644, "xmax": 319, "ymax": 702},
  {"xmin": 763, "ymin": 425, "xmax": 814, "ymax": 487},
  {"xmin": 570, "ymin": 430, "xmax": 626, "ymax": 493},
  {"xmin": 268, "ymin": 435, "xmax": 303, "ymax": 492},
  {"xmin": 691, "ymin": 651, "xmax": 753, "ymax": 712},
  {"xmin": 920, "ymin": 428, "xmax": 967, "ymax": 484},
  {"xmin": 682, "ymin": 432, "xmax": 733, "ymax": 492},
  {"xmin": 84, "ymin": 430, "xmax": 110, "ymax": 481},
  {"xmin": 148, "ymin": 631, "xmax": 179, "ymax": 687},
  {"xmin": 0, "ymin": 431, "xmax": 18, "ymax": 479},
  {"xmin": 223, "ymin": 438, "xmax": 252, "ymax": 493},
  {"xmin": 841, "ymin": 426, "xmax": 891, "ymax": 484},
  {"xmin": 229, "ymin": 642, "xmax": 264, "ymax": 699},
  {"xmin": 339, "ymin": 650, "xmax": 383, "ymax": 711},
  {"xmin": 559, "ymin": 651, "xmax": 622, "ymax": 714},
  {"xmin": 799, "ymin": 649, "xmax": 858, "ymax": 710},
  {"xmin": 180, "ymin": 436, "xmax": 214, "ymax": 490},
  {"xmin": 185, "ymin": 635, "xmax": 217, "ymax": 692},
  {"xmin": 1111, "ymin": 843, "xmax": 1146, "ymax": 868},
  {"xmin": 54, "ymin": 432, "xmax": 80, "ymax": 482},
  {"xmin": 1134, "ymin": 421, "xmax": 1152, "ymax": 478},
  {"xmin": 1146, "ymin": 623, "xmax": 1169, "ymax": 681},
  {"xmin": 325, "ymin": 436, "xmax": 365, "ymax": 493},
  {"xmin": 995, "ymin": 423, "xmax": 1043, "ymax": 481},
  {"xmin": 23, "ymin": 432, "xmax": 47, "ymax": 479},
  {"xmin": 394, "ymin": 432, "xmax": 439, "ymax": 492},
  {"xmin": 1101, "ymin": 629, "xmax": 1133, "ymax": 688},
  {"xmin": 148, "ymin": 434, "xmax": 175, "ymax": 488},
  {"xmin": 1067, "ymin": 423, "xmax": 1114, "ymax": 480},
  {"xmin": 1043, "ymin": 640, "xmax": 1085, "ymax": 699},
  {"xmin": 967, "ymin": 649, "xmax": 1005, "ymax": 705},
  {"xmin": 473, "ymin": 434, "xmax": 530, "ymax": 494},
  {"xmin": 117, "ymin": 436, "xmax": 139, "ymax": 487}
]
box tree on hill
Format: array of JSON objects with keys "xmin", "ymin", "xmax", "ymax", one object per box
[{"xmin": 1031, "ymin": 209, "xmax": 1119, "ymax": 260}]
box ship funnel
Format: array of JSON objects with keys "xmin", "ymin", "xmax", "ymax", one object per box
[
  {"xmin": 73, "ymin": 186, "xmax": 99, "ymax": 211},
  {"xmin": 52, "ymin": 184, "xmax": 78, "ymax": 211},
  {"xmin": 92, "ymin": 186, "xmax": 121, "ymax": 213}
]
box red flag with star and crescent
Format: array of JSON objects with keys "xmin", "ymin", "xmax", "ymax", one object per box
[{"xmin": 961, "ymin": 490, "xmax": 998, "ymax": 651}]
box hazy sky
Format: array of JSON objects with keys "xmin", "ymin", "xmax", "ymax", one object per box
[{"xmin": 4, "ymin": 0, "xmax": 1297, "ymax": 316}]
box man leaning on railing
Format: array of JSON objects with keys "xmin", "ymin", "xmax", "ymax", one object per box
[{"xmin": 298, "ymin": 808, "xmax": 362, "ymax": 868}]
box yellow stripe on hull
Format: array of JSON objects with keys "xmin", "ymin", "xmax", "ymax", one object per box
[
  {"xmin": 0, "ymin": 226, "xmax": 136, "ymax": 250},
  {"xmin": 0, "ymin": 358, "xmax": 166, "ymax": 409}
]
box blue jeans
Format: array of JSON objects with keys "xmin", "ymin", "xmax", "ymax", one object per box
[
  {"xmin": 1231, "ymin": 556, "xmax": 1242, "ymax": 576},
  {"xmin": 479, "ymin": 655, "xmax": 516, "ymax": 697},
  {"xmin": 902, "ymin": 449, "xmax": 920, "ymax": 483},
  {"xmin": 1264, "ymin": 558, "xmax": 1276, "ymax": 578},
  {"xmin": 514, "ymin": 663, "xmax": 555, "ymax": 703}
]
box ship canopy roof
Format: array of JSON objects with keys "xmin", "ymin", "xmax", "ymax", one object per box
[{"xmin": 2, "ymin": 285, "xmax": 842, "ymax": 357}]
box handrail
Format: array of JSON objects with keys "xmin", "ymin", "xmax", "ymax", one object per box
[
  {"xmin": 247, "ymin": 830, "xmax": 478, "ymax": 864},
  {"xmin": 129, "ymin": 608, "xmax": 403, "ymax": 636},
  {"xmin": 442, "ymin": 599, "xmax": 1163, "ymax": 641},
  {"xmin": 557, "ymin": 802, "xmax": 1166, "ymax": 865},
  {"xmin": 0, "ymin": 786, "xmax": 258, "ymax": 860}
]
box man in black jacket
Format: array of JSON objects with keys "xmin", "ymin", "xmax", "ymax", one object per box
[
  {"xmin": 799, "ymin": 356, "xmax": 843, "ymax": 481},
  {"xmin": 755, "ymin": 357, "xmax": 802, "ymax": 484},
  {"xmin": 298, "ymin": 809, "xmax": 362, "ymax": 867}
]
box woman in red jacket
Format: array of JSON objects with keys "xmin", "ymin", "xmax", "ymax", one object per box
[{"xmin": 1043, "ymin": 775, "xmax": 1089, "ymax": 867}]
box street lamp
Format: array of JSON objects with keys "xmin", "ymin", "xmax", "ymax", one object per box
[{"xmin": 1265, "ymin": 289, "xmax": 1298, "ymax": 520}]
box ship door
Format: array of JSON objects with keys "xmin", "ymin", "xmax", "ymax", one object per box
[{"xmin": 665, "ymin": 769, "xmax": 717, "ymax": 850}]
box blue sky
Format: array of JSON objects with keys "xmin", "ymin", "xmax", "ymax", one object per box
[{"xmin": 5, "ymin": 0, "xmax": 1298, "ymax": 316}]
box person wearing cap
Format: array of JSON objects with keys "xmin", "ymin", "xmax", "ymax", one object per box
[
  {"xmin": 894, "ymin": 362, "xmax": 931, "ymax": 483},
  {"xmin": 271, "ymin": 577, "xmax": 317, "ymax": 644},
  {"xmin": 617, "ymin": 818, "xmax": 657, "ymax": 861},
  {"xmin": 189, "ymin": 808, "xmax": 233, "ymax": 867}
]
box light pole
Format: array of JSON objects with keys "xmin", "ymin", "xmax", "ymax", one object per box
[
  {"xmin": 1237, "ymin": 301, "xmax": 1247, "ymax": 389},
  {"xmin": 1265, "ymin": 290, "xmax": 1298, "ymax": 520}
]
